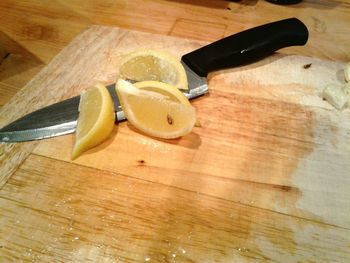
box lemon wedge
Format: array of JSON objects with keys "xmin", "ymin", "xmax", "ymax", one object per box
[
  {"xmin": 118, "ymin": 49, "xmax": 188, "ymax": 90},
  {"xmin": 72, "ymin": 83, "xmax": 115, "ymax": 160},
  {"xmin": 135, "ymin": 80, "xmax": 201, "ymax": 127},
  {"xmin": 115, "ymin": 79, "xmax": 196, "ymax": 139}
]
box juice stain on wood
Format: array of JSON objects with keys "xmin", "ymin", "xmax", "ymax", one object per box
[{"xmin": 192, "ymin": 87, "xmax": 316, "ymax": 256}]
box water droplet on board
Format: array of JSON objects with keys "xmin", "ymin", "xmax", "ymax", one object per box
[
  {"xmin": 178, "ymin": 247, "xmax": 186, "ymax": 254},
  {"xmin": 237, "ymin": 247, "xmax": 249, "ymax": 253},
  {"xmin": 144, "ymin": 256, "xmax": 151, "ymax": 262}
]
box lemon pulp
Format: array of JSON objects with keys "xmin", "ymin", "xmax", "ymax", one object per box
[
  {"xmin": 134, "ymin": 80, "xmax": 190, "ymax": 105},
  {"xmin": 71, "ymin": 83, "xmax": 115, "ymax": 160},
  {"xmin": 119, "ymin": 49, "xmax": 188, "ymax": 90},
  {"xmin": 115, "ymin": 79, "xmax": 195, "ymax": 139}
]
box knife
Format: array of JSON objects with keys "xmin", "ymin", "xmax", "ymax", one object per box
[{"xmin": 0, "ymin": 18, "xmax": 308, "ymax": 142}]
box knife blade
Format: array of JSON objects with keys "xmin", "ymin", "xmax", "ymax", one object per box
[{"xmin": 0, "ymin": 18, "xmax": 308, "ymax": 142}]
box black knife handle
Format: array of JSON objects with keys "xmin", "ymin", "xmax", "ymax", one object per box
[{"xmin": 181, "ymin": 18, "xmax": 308, "ymax": 77}]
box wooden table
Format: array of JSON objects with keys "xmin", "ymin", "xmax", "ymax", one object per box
[
  {"xmin": 0, "ymin": 0, "xmax": 349, "ymax": 104},
  {"xmin": 1, "ymin": 1, "xmax": 350, "ymax": 262}
]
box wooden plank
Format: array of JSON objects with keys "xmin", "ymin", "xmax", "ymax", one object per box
[
  {"xmin": 0, "ymin": 83, "xmax": 17, "ymax": 108},
  {"xmin": 0, "ymin": 0, "xmax": 348, "ymax": 112},
  {"xmin": 0, "ymin": 155, "xmax": 349, "ymax": 262},
  {"xmin": 0, "ymin": 42, "xmax": 6, "ymax": 64},
  {"xmin": 0, "ymin": 31, "xmax": 44, "ymax": 107},
  {"xmin": 0, "ymin": 30, "xmax": 44, "ymax": 63},
  {"xmin": 0, "ymin": 54, "xmax": 44, "ymax": 107},
  {"xmin": 0, "ymin": 0, "xmax": 349, "ymax": 63},
  {"xmin": 0, "ymin": 0, "xmax": 349, "ymax": 118},
  {"xmin": 0, "ymin": 0, "xmax": 89, "ymax": 64},
  {"xmin": 169, "ymin": 18, "xmax": 226, "ymax": 42}
]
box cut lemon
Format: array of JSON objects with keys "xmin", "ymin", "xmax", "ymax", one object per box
[
  {"xmin": 118, "ymin": 49, "xmax": 188, "ymax": 90},
  {"xmin": 135, "ymin": 80, "xmax": 201, "ymax": 127},
  {"xmin": 115, "ymin": 79, "xmax": 196, "ymax": 139},
  {"xmin": 72, "ymin": 83, "xmax": 115, "ymax": 160},
  {"xmin": 134, "ymin": 80, "xmax": 190, "ymax": 105}
]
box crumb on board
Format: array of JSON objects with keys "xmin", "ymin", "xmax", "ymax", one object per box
[
  {"xmin": 322, "ymin": 84, "xmax": 348, "ymax": 110},
  {"xmin": 345, "ymin": 62, "xmax": 350, "ymax": 82}
]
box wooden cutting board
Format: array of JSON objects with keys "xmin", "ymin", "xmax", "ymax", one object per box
[{"xmin": 0, "ymin": 26, "xmax": 349, "ymax": 262}]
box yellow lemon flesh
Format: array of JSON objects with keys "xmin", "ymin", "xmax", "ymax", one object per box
[
  {"xmin": 118, "ymin": 49, "xmax": 188, "ymax": 90},
  {"xmin": 134, "ymin": 80, "xmax": 191, "ymax": 105},
  {"xmin": 135, "ymin": 80, "xmax": 201, "ymax": 127},
  {"xmin": 115, "ymin": 79, "xmax": 195, "ymax": 139},
  {"xmin": 71, "ymin": 83, "xmax": 115, "ymax": 160}
]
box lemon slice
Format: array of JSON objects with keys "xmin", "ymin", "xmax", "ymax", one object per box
[
  {"xmin": 118, "ymin": 49, "xmax": 188, "ymax": 90},
  {"xmin": 135, "ymin": 80, "xmax": 201, "ymax": 127},
  {"xmin": 115, "ymin": 79, "xmax": 196, "ymax": 139},
  {"xmin": 72, "ymin": 83, "xmax": 115, "ymax": 160},
  {"xmin": 134, "ymin": 80, "xmax": 190, "ymax": 105}
]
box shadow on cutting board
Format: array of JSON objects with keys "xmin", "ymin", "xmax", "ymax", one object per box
[
  {"xmin": 126, "ymin": 123, "xmax": 202, "ymax": 150},
  {"xmin": 0, "ymin": 31, "xmax": 44, "ymax": 81}
]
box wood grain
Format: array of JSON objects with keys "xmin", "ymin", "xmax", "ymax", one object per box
[
  {"xmin": 0, "ymin": 0, "xmax": 350, "ymax": 261},
  {"xmin": 0, "ymin": 42, "xmax": 6, "ymax": 64},
  {"xmin": 1, "ymin": 0, "xmax": 349, "ymax": 63},
  {"xmin": 0, "ymin": 0, "xmax": 349, "ymax": 111},
  {"xmin": 0, "ymin": 54, "xmax": 44, "ymax": 107},
  {"xmin": 1, "ymin": 26, "xmax": 349, "ymax": 261},
  {"xmin": 1, "ymin": 155, "xmax": 349, "ymax": 262}
]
